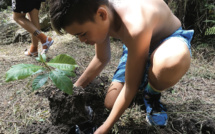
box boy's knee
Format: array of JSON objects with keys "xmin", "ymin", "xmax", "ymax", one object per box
[
  {"xmin": 104, "ymin": 99, "xmax": 114, "ymax": 110},
  {"xmin": 152, "ymin": 41, "xmax": 191, "ymax": 69},
  {"xmin": 13, "ymin": 13, "xmax": 26, "ymax": 22},
  {"xmin": 166, "ymin": 52, "xmax": 190, "ymax": 72},
  {"xmin": 149, "ymin": 50, "xmax": 191, "ymax": 90},
  {"xmin": 104, "ymin": 82, "xmax": 123, "ymax": 110},
  {"xmin": 104, "ymin": 90, "xmax": 116, "ymax": 110},
  {"xmin": 153, "ymin": 49, "xmax": 190, "ymax": 72}
]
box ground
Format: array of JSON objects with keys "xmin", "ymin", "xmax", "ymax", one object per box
[{"xmin": 0, "ymin": 10, "xmax": 215, "ymax": 134}]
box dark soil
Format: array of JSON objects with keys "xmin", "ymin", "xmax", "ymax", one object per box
[
  {"xmin": 19, "ymin": 70, "xmax": 110, "ymax": 134},
  {"xmin": 18, "ymin": 69, "xmax": 215, "ymax": 134}
]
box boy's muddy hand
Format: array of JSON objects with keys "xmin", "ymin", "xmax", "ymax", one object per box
[{"xmin": 94, "ymin": 124, "xmax": 109, "ymax": 134}]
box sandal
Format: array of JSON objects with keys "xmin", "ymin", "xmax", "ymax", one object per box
[
  {"xmin": 24, "ymin": 44, "xmax": 38, "ymax": 57},
  {"xmin": 41, "ymin": 37, "xmax": 54, "ymax": 55},
  {"xmin": 24, "ymin": 49, "xmax": 38, "ymax": 57}
]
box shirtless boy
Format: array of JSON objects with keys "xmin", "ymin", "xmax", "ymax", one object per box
[{"xmin": 49, "ymin": 0, "xmax": 194, "ymax": 133}]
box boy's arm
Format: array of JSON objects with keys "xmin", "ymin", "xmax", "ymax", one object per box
[
  {"xmin": 74, "ymin": 37, "xmax": 111, "ymax": 87},
  {"xmin": 95, "ymin": 28, "xmax": 153, "ymax": 133}
]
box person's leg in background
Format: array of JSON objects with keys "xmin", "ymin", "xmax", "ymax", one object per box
[
  {"xmin": 13, "ymin": 11, "xmax": 39, "ymax": 56},
  {"xmin": 12, "ymin": 1, "xmax": 53, "ymax": 56},
  {"xmin": 27, "ymin": 9, "xmax": 40, "ymax": 56}
]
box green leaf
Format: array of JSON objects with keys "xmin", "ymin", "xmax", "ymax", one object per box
[
  {"xmin": 32, "ymin": 68, "xmax": 46, "ymax": 75},
  {"xmin": 55, "ymin": 69, "xmax": 76, "ymax": 77},
  {"xmin": 47, "ymin": 54, "xmax": 78, "ymax": 71},
  {"xmin": 32, "ymin": 74, "xmax": 49, "ymax": 91},
  {"xmin": 5, "ymin": 64, "xmax": 43, "ymax": 82},
  {"xmin": 36, "ymin": 57, "xmax": 40, "ymax": 62},
  {"xmin": 36, "ymin": 54, "xmax": 46, "ymax": 62},
  {"xmin": 66, "ymin": 71, "xmax": 76, "ymax": 78},
  {"xmin": 49, "ymin": 70, "xmax": 73, "ymax": 95},
  {"xmin": 204, "ymin": 20, "xmax": 215, "ymax": 23},
  {"xmin": 49, "ymin": 54, "xmax": 76, "ymax": 64}
]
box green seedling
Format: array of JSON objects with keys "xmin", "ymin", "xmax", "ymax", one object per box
[{"xmin": 5, "ymin": 54, "xmax": 78, "ymax": 95}]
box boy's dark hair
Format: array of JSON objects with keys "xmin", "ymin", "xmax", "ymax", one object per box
[{"xmin": 50, "ymin": 0, "xmax": 109, "ymax": 34}]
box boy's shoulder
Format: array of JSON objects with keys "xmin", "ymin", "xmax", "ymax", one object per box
[
  {"xmin": 111, "ymin": 0, "xmax": 165, "ymax": 21},
  {"xmin": 109, "ymin": 0, "xmax": 181, "ymax": 45},
  {"xmin": 111, "ymin": 0, "xmax": 160, "ymax": 35}
]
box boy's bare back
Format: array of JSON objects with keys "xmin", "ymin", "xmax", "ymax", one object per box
[{"xmin": 110, "ymin": 0, "xmax": 181, "ymax": 48}]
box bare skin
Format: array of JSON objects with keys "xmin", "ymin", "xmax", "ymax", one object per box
[
  {"xmin": 65, "ymin": 0, "xmax": 191, "ymax": 133},
  {"xmin": 13, "ymin": 9, "xmax": 40, "ymax": 48}
]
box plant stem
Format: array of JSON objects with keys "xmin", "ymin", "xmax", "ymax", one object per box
[{"xmin": 42, "ymin": 62, "xmax": 52, "ymax": 71}]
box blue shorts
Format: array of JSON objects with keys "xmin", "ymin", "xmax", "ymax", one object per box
[{"xmin": 112, "ymin": 27, "xmax": 194, "ymax": 89}]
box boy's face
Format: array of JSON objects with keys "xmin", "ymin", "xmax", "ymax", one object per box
[{"xmin": 65, "ymin": 7, "xmax": 110, "ymax": 45}]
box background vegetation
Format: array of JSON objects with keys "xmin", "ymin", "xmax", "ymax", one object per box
[{"xmin": 165, "ymin": 0, "xmax": 215, "ymax": 38}]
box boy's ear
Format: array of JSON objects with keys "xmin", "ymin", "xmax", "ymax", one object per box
[{"xmin": 97, "ymin": 6, "xmax": 108, "ymax": 21}]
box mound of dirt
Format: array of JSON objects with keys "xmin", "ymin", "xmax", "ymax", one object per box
[{"xmin": 19, "ymin": 73, "xmax": 109, "ymax": 134}]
